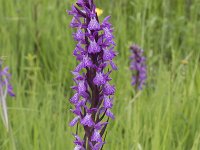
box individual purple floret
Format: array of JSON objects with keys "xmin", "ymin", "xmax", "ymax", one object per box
[
  {"xmin": 0, "ymin": 59, "xmax": 15, "ymax": 130},
  {"xmin": 68, "ymin": 0, "xmax": 117, "ymax": 149},
  {"xmin": 130, "ymin": 45, "xmax": 147, "ymax": 90}
]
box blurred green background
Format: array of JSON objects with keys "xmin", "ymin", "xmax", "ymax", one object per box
[{"xmin": 0, "ymin": 0, "xmax": 200, "ymax": 149}]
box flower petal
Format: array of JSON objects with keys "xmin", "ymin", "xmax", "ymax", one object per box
[
  {"xmin": 70, "ymin": 116, "xmax": 80, "ymax": 126},
  {"xmin": 88, "ymin": 17, "xmax": 100, "ymax": 30},
  {"xmin": 93, "ymin": 72, "xmax": 106, "ymax": 86}
]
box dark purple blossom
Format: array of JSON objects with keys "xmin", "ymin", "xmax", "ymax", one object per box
[
  {"xmin": 0, "ymin": 59, "xmax": 15, "ymax": 130},
  {"xmin": 68, "ymin": 0, "xmax": 117, "ymax": 149},
  {"xmin": 130, "ymin": 45, "xmax": 147, "ymax": 90}
]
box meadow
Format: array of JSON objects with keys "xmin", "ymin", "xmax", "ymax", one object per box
[{"xmin": 0, "ymin": 0, "xmax": 200, "ymax": 149}]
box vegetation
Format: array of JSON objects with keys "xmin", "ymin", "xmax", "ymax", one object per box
[{"xmin": 0, "ymin": 0, "xmax": 200, "ymax": 149}]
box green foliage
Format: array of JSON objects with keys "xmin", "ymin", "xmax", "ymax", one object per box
[{"xmin": 0, "ymin": 0, "xmax": 200, "ymax": 149}]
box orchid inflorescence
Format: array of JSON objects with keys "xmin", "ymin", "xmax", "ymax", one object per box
[
  {"xmin": 130, "ymin": 45, "xmax": 147, "ymax": 90},
  {"xmin": 0, "ymin": 59, "xmax": 15, "ymax": 130},
  {"xmin": 68, "ymin": 0, "xmax": 117, "ymax": 149}
]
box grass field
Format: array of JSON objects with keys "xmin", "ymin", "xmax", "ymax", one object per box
[{"xmin": 0, "ymin": 0, "xmax": 200, "ymax": 149}]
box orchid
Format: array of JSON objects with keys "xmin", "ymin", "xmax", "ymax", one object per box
[
  {"xmin": 68, "ymin": 0, "xmax": 117, "ymax": 149},
  {"xmin": 130, "ymin": 45, "xmax": 147, "ymax": 90},
  {"xmin": 0, "ymin": 59, "xmax": 15, "ymax": 130}
]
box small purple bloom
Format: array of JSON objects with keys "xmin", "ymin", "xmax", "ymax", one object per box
[
  {"xmin": 103, "ymin": 82, "xmax": 115, "ymax": 95},
  {"xmin": 89, "ymin": 142, "xmax": 105, "ymax": 150},
  {"xmin": 77, "ymin": 80, "xmax": 87, "ymax": 96},
  {"xmin": 88, "ymin": 17, "xmax": 100, "ymax": 30},
  {"xmin": 130, "ymin": 44, "xmax": 147, "ymax": 90},
  {"xmin": 91, "ymin": 129, "xmax": 102, "ymax": 142},
  {"xmin": 70, "ymin": 93, "xmax": 79, "ymax": 104},
  {"xmin": 103, "ymin": 48, "xmax": 116, "ymax": 61},
  {"xmin": 103, "ymin": 96, "xmax": 113, "ymax": 109},
  {"xmin": 106, "ymin": 109, "xmax": 115, "ymax": 120},
  {"xmin": 88, "ymin": 40, "xmax": 101, "ymax": 54},
  {"xmin": 75, "ymin": 55, "xmax": 93, "ymax": 72},
  {"xmin": 103, "ymin": 27, "xmax": 113, "ymax": 40},
  {"xmin": 80, "ymin": 113, "xmax": 94, "ymax": 127},
  {"xmin": 73, "ymin": 134, "xmax": 85, "ymax": 150},
  {"xmin": 68, "ymin": 0, "xmax": 117, "ymax": 149},
  {"xmin": 94, "ymin": 122, "xmax": 108, "ymax": 130},
  {"xmin": 70, "ymin": 116, "xmax": 80, "ymax": 127},
  {"xmin": 93, "ymin": 72, "xmax": 106, "ymax": 86},
  {"xmin": 0, "ymin": 59, "xmax": 15, "ymax": 131},
  {"xmin": 73, "ymin": 28, "xmax": 85, "ymax": 41}
]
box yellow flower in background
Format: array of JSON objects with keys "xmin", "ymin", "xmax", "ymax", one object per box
[
  {"xmin": 181, "ymin": 60, "xmax": 188, "ymax": 65},
  {"xmin": 95, "ymin": 8, "xmax": 103, "ymax": 16}
]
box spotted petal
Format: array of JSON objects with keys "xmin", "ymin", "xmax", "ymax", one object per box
[{"xmin": 88, "ymin": 17, "xmax": 100, "ymax": 30}]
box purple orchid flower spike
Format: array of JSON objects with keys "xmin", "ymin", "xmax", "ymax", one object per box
[
  {"xmin": 0, "ymin": 58, "xmax": 15, "ymax": 131},
  {"xmin": 130, "ymin": 44, "xmax": 147, "ymax": 90},
  {"xmin": 68, "ymin": 0, "xmax": 117, "ymax": 149}
]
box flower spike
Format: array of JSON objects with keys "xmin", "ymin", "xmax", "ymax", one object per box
[{"xmin": 68, "ymin": 0, "xmax": 117, "ymax": 149}]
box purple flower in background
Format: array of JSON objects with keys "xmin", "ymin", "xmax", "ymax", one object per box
[
  {"xmin": 0, "ymin": 59, "xmax": 15, "ymax": 131},
  {"xmin": 68, "ymin": 0, "xmax": 117, "ymax": 149},
  {"xmin": 130, "ymin": 45, "xmax": 147, "ymax": 90}
]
